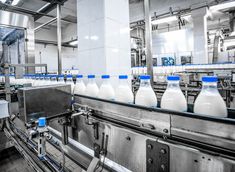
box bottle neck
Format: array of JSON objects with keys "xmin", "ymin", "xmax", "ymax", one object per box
[
  {"xmin": 102, "ymin": 79, "xmax": 110, "ymax": 85},
  {"xmin": 88, "ymin": 78, "xmax": 96, "ymax": 84},
  {"xmin": 76, "ymin": 78, "xmax": 83, "ymax": 83},
  {"xmin": 66, "ymin": 78, "xmax": 73, "ymax": 82},
  {"xmin": 202, "ymin": 82, "xmax": 218, "ymax": 91},
  {"xmin": 140, "ymin": 79, "xmax": 151, "ymax": 87},
  {"xmin": 119, "ymin": 79, "xmax": 128, "ymax": 86},
  {"xmin": 167, "ymin": 81, "xmax": 180, "ymax": 89}
]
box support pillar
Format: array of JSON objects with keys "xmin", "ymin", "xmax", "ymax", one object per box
[
  {"xmin": 144, "ymin": 0, "xmax": 153, "ymax": 84},
  {"xmin": 191, "ymin": 6, "xmax": 209, "ymax": 64},
  {"xmin": 77, "ymin": 0, "xmax": 131, "ymax": 86},
  {"xmin": 57, "ymin": 4, "xmax": 62, "ymax": 75}
]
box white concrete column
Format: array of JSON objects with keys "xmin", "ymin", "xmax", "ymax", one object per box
[
  {"xmin": 77, "ymin": 0, "xmax": 131, "ymax": 86},
  {"xmin": 191, "ymin": 6, "xmax": 209, "ymax": 64}
]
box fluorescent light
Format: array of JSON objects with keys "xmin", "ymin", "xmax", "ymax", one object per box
[
  {"xmin": 37, "ymin": 3, "xmax": 50, "ymax": 12},
  {"xmin": 210, "ymin": 1, "xmax": 235, "ymax": 12},
  {"xmin": 90, "ymin": 35, "xmax": 99, "ymax": 40},
  {"xmin": 224, "ymin": 40, "xmax": 235, "ymax": 49},
  {"xmin": 182, "ymin": 15, "xmax": 191, "ymax": 21},
  {"xmin": 231, "ymin": 32, "xmax": 235, "ymax": 36},
  {"xmin": 11, "ymin": 0, "xmax": 20, "ymax": 5},
  {"xmin": 152, "ymin": 16, "xmax": 177, "ymax": 25},
  {"xmin": 69, "ymin": 40, "xmax": 78, "ymax": 46}
]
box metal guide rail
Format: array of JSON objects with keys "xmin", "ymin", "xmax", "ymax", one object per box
[{"xmin": 74, "ymin": 94, "xmax": 235, "ymax": 152}]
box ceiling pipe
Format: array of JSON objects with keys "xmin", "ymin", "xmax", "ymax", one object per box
[
  {"xmin": 0, "ymin": 2, "xmax": 76, "ymax": 23},
  {"xmin": 35, "ymin": 39, "xmax": 77, "ymax": 48},
  {"xmin": 34, "ymin": 0, "xmax": 67, "ymax": 21},
  {"xmin": 130, "ymin": 0, "xmax": 223, "ymax": 27}
]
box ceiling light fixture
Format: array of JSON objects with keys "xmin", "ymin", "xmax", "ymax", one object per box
[
  {"xmin": 69, "ymin": 40, "xmax": 78, "ymax": 46},
  {"xmin": 210, "ymin": 1, "xmax": 235, "ymax": 12},
  {"xmin": 37, "ymin": 3, "xmax": 50, "ymax": 12}
]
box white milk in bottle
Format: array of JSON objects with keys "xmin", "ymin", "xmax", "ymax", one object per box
[
  {"xmin": 194, "ymin": 76, "xmax": 227, "ymax": 117},
  {"xmin": 74, "ymin": 75, "xmax": 86, "ymax": 95},
  {"xmin": 57, "ymin": 75, "xmax": 65, "ymax": 85},
  {"xmin": 135, "ymin": 75, "xmax": 157, "ymax": 107},
  {"xmin": 85, "ymin": 75, "xmax": 99, "ymax": 97},
  {"xmin": 66, "ymin": 75, "xmax": 75, "ymax": 93},
  {"xmin": 98, "ymin": 75, "xmax": 115, "ymax": 100},
  {"xmin": 115, "ymin": 75, "xmax": 134, "ymax": 103},
  {"xmin": 43, "ymin": 75, "xmax": 52, "ymax": 85},
  {"xmin": 160, "ymin": 75, "xmax": 187, "ymax": 112},
  {"xmin": 50, "ymin": 75, "xmax": 58, "ymax": 85}
]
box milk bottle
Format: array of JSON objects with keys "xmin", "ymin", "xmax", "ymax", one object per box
[
  {"xmin": 160, "ymin": 75, "xmax": 187, "ymax": 112},
  {"xmin": 98, "ymin": 75, "xmax": 115, "ymax": 100},
  {"xmin": 74, "ymin": 75, "xmax": 86, "ymax": 95},
  {"xmin": 135, "ymin": 75, "xmax": 157, "ymax": 107},
  {"xmin": 50, "ymin": 75, "xmax": 58, "ymax": 85},
  {"xmin": 57, "ymin": 75, "xmax": 65, "ymax": 85},
  {"xmin": 9, "ymin": 74, "xmax": 15, "ymax": 85},
  {"xmin": 43, "ymin": 75, "xmax": 52, "ymax": 85},
  {"xmin": 194, "ymin": 76, "xmax": 227, "ymax": 117},
  {"xmin": 115, "ymin": 75, "xmax": 134, "ymax": 103},
  {"xmin": 36, "ymin": 75, "xmax": 44, "ymax": 86},
  {"xmin": 66, "ymin": 75, "xmax": 75, "ymax": 92},
  {"xmin": 85, "ymin": 75, "xmax": 99, "ymax": 97},
  {"xmin": 0, "ymin": 74, "xmax": 4, "ymax": 83}
]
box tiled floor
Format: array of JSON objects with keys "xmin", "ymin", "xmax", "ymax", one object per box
[{"xmin": 0, "ymin": 147, "xmax": 33, "ymax": 172}]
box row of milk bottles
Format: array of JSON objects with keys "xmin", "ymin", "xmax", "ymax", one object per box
[
  {"xmin": 135, "ymin": 75, "xmax": 227, "ymax": 118},
  {"xmin": 75, "ymin": 75, "xmax": 134, "ymax": 104},
  {"xmin": 3, "ymin": 73, "xmax": 227, "ymax": 118},
  {"xmin": 74, "ymin": 74, "xmax": 227, "ymax": 118}
]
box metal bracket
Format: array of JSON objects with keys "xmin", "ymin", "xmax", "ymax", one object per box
[
  {"xmin": 86, "ymin": 157, "xmax": 100, "ymax": 172},
  {"xmin": 146, "ymin": 139, "xmax": 169, "ymax": 172},
  {"xmin": 94, "ymin": 143, "xmax": 101, "ymax": 158}
]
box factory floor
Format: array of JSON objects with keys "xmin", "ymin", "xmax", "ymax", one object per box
[
  {"xmin": 0, "ymin": 147, "xmax": 33, "ymax": 172},
  {"xmin": 0, "ymin": 144, "xmax": 83, "ymax": 172}
]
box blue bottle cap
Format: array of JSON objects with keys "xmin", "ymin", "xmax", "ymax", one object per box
[
  {"xmin": 38, "ymin": 117, "xmax": 46, "ymax": 127},
  {"xmin": 67, "ymin": 75, "xmax": 73, "ymax": 78},
  {"xmin": 167, "ymin": 75, "xmax": 180, "ymax": 81},
  {"xmin": 139, "ymin": 75, "xmax": 151, "ymax": 80},
  {"xmin": 202, "ymin": 76, "xmax": 218, "ymax": 82},
  {"xmin": 101, "ymin": 75, "xmax": 110, "ymax": 79},
  {"xmin": 77, "ymin": 75, "xmax": 83, "ymax": 78},
  {"xmin": 88, "ymin": 75, "xmax": 95, "ymax": 79},
  {"xmin": 58, "ymin": 74, "xmax": 64, "ymax": 78},
  {"xmin": 119, "ymin": 75, "xmax": 128, "ymax": 79}
]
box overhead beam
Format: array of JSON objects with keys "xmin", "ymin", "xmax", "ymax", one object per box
[
  {"xmin": 34, "ymin": 0, "xmax": 68, "ymax": 21},
  {"xmin": 57, "ymin": 4, "xmax": 62, "ymax": 75},
  {"xmin": 34, "ymin": 17, "xmax": 57, "ymax": 32},
  {"xmin": 144, "ymin": 0, "xmax": 154, "ymax": 84},
  {"xmin": 0, "ymin": 2, "xmax": 76, "ymax": 23}
]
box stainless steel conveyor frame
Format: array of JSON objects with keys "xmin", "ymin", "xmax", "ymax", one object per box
[{"xmin": 72, "ymin": 94, "xmax": 235, "ymax": 172}]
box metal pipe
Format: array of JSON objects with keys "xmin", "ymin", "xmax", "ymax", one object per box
[
  {"xmin": 2, "ymin": 29, "xmax": 17, "ymax": 41},
  {"xmin": 34, "ymin": 17, "xmax": 57, "ymax": 32},
  {"xmin": 57, "ymin": 4, "xmax": 62, "ymax": 75},
  {"xmin": 0, "ymin": 3, "xmax": 76, "ymax": 24},
  {"xmin": 4, "ymin": 64, "xmax": 11, "ymax": 103},
  {"xmin": 144, "ymin": 0, "xmax": 154, "ymax": 84}
]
